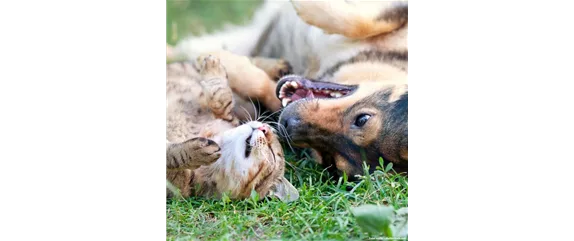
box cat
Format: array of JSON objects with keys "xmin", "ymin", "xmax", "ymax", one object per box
[{"xmin": 166, "ymin": 55, "xmax": 299, "ymax": 202}]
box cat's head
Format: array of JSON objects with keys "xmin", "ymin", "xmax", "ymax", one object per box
[{"xmin": 214, "ymin": 121, "xmax": 299, "ymax": 202}]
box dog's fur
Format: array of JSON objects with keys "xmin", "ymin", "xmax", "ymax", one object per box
[{"xmin": 173, "ymin": 0, "xmax": 408, "ymax": 179}]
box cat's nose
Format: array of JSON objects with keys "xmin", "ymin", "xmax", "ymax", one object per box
[{"xmin": 258, "ymin": 125, "xmax": 270, "ymax": 135}]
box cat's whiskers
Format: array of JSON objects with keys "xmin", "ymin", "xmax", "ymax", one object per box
[
  {"xmin": 239, "ymin": 106, "xmax": 254, "ymax": 122},
  {"xmin": 256, "ymin": 112, "xmax": 269, "ymax": 122},
  {"xmin": 246, "ymin": 96, "xmax": 262, "ymax": 121},
  {"xmin": 258, "ymin": 101, "xmax": 262, "ymax": 120},
  {"xmin": 271, "ymin": 121, "xmax": 291, "ymax": 141},
  {"xmin": 267, "ymin": 121, "xmax": 296, "ymax": 154},
  {"xmin": 257, "ymin": 108, "xmax": 282, "ymax": 123},
  {"xmin": 257, "ymin": 118, "xmax": 292, "ymax": 150},
  {"xmin": 268, "ymin": 124, "xmax": 278, "ymax": 134}
]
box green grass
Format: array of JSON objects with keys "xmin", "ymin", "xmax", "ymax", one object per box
[
  {"xmin": 167, "ymin": 1, "xmax": 408, "ymax": 240},
  {"xmin": 167, "ymin": 150, "xmax": 408, "ymax": 240}
]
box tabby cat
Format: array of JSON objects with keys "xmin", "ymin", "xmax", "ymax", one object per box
[{"xmin": 166, "ymin": 55, "xmax": 298, "ymax": 202}]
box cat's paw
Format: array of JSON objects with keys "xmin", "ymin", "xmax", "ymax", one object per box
[
  {"xmin": 198, "ymin": 54, "xmax": 227, "ymax": 78},
  {"xmin": 197, "ymin": 55, "xmax": 234, "ymax": 121},
  {"xmin": 182, "ymin": 137, "xmax": 221, "ymax": 168}
]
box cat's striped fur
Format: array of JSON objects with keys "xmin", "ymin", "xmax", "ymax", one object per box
[{"xmin": 166, "ymin": 55, "xmax": 298, "ymax": 202}]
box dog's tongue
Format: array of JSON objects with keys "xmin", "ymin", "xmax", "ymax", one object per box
[
  {"xmin": 305, "ymin": 90, "xmax": 315, "ymax": 98},
  {"xmin": 291, "ymin": 89, "xmax": 314, "ymax": 101}
]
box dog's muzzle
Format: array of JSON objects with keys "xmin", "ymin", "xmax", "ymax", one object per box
[{"xmin": 278, "ymin": 102, "xmax": 303, "ymax": 138}]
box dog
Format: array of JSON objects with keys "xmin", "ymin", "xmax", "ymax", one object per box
[{"xmin": 173, "ymin": 0, "xmax": 408, "ymax": 179}]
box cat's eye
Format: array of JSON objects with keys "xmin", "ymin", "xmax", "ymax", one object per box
[{"xmin": 353, "ymin": 114, "xmax": 371, "ymax": 128}]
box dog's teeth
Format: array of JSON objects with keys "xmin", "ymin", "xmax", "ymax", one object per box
[
  {"xmin": 279, "ymin": 92, "xmax": 285, "ymax": 98},
  {"xmin": 290, "ymin": 81, "xmax": 299, "ymax": 88},
  {"xmin": 330, "ymin": 92, "xmax": 342, "ymax": 98},
  {"xmin": 323, "ymin": 90, "xmax": 331, "ymax": 94},
  {"xmin": 282, "ymin": 98, "xmax": 290, "ymax": 107}
]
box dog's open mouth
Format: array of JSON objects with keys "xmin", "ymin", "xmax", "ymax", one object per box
[{"xmin": 275, "ymin": 75, "xmax": 358, "ymax": 107}]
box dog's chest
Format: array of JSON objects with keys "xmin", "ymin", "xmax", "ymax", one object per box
[{"xmin": 258, "ymin": 7, "xmax": 374, "ymax": 80}]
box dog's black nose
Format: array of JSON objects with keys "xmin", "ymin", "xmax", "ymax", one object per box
[
  {"xmin": 285, "ymin": 117, "xmax": 301, "ymax": 128},
  {"xmin": 283, "ymin": 117, "xmax": 300, "ymax": 130},
  {"xmin": 279, "ymin": 101, "xmax": 303, "ymax": 136}
]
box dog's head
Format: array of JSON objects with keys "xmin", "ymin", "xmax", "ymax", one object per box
[{"xmin": 276, "ymin": 71, "xmax": 407, "ymax": 179}]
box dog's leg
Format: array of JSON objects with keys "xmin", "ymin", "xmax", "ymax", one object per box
[
  {"xmin": 291, "ymin": 0, "xmax": 407, "ymax": 39},
  {"xmin": 250, "ymin": 57, "xmax": 292, "ymax": 81},
  {"xmin": 197, "ymin": 50, "xmax": 282, "ymax": 112}
]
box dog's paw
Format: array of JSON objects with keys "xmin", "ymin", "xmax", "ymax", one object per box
[
  {"xmin": 291, "ymin": 1, "xmax": 340, "ymax": 30},
  {"xmin": 269, "ymin": 59, "xmax": 293, "ymax": 81}
]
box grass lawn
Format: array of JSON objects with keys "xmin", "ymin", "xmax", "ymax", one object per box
[
  {"xmin": 166, "ymin": 1, "xmax": 408, "ymax": 240},
  {"xmin": 167, "ymin": 151, "xmax": 408, "ymax": 240}
]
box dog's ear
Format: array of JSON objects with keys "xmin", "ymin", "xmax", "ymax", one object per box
[{"xmin": 268, "ymin": 176, "xmax": 299, "ymax": 202}]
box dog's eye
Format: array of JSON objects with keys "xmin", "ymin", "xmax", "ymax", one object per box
[{"xmin": 353, "ymin": 114, "xmax": 371, "ymax": 127}]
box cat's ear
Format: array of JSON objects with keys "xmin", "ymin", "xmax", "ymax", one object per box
[{"xmin": 268, "ymin": 176, "xmax": 299, "ymax": 202}]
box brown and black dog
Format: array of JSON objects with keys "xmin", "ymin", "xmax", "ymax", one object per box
[
  {"xmin": 173, "ymin": 0, "xmax": 408, "ymax": 179},
  {"xmin": 277, "ymin": 77, "xmax": 407, "ymax": 179}
]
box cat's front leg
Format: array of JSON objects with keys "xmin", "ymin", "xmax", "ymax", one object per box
[
  {"xmin": 166, "ymin": 137, "xmax": 220, "ymax": 199},
  {"xmin": 166, "ymin": 137, "xmax": 221, "ymax": 170},
  {"xmin": 197, "ymin": 51, "xmax": 282, "ymax": 112},
  {"xmin": 197, "ymin": 55, "xmax": 237, "ymax": 124}
]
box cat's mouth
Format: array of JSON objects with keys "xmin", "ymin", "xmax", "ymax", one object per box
[
  {"xmin": 276, "ymin": 75, "xmax": 358, "ymax": 107},
  {"xmin": 244, "ymin": 131, "xmax": 274, "ymax": 158},
  {"xmin": 244, "ymin": 134, "xmax": 253, "ymax": 158}
]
